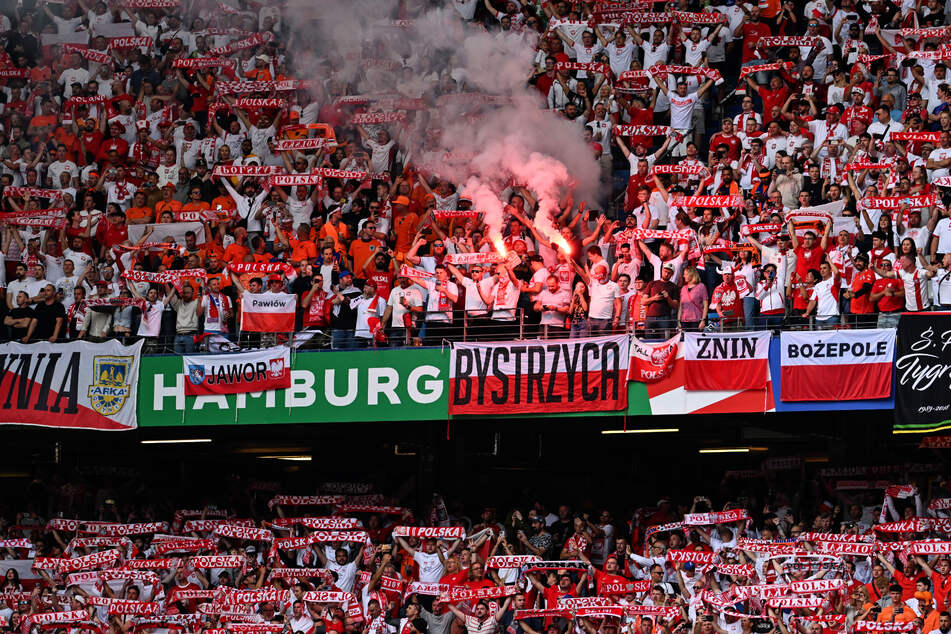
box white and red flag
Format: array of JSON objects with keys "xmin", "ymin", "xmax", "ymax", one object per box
[
  {"xmin": 779, "ymin": 329, "xmax": 894, "ymax": 401},
  {"xmin": 240, "ymin": 294, "xmax": 297, "ymax": 333},
  {"xmin": 183, "ymin": 346, "xmax": 291, "ymax": 396},
  {"xmin": 684, "ymin": 332, "xmax": 769, "ymax": 391},
  {"xmin": 629, "ymin": 334, "xmax": 679, "ymax": 382},
  {"xmin": 449, "ymin": 335, "xmax": 630, "ymax": 415}
]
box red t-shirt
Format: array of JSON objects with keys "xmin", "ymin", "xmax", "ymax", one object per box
[
  {"xmin": 794, "ymin": 244, "xmax": 826, "ymax": 280},
  {"xmin": 758, "ymin": 86, "xmax": 791, "ymax": 119},
  {"xmin": 850, "ymin": 269, "xmax": 875, "ymax": 314},
  {"xmin": 710, "ymin": 133, "xmax": 742, "ymax": 161},
  {"xmin": 740, "ymin": 23, "xmax": 772, "ymax": 62},
  {"xmin": 872, "ymin": 278, "xmax": 903, "ymax": 312}
]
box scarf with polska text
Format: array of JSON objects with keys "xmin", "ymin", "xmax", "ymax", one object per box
[
  {"xmin": 172, "ymin": 56, "xmax": 231, "ymax": 69},
  {"xmin": 844, "ymin": 161, "xmax": 891, "ymax": 171},
  {"xmin": 270, "ymin": 568, "xmax": 334, "ymax": 583},
  {"xmin": 891, "ymin": 131, "xmax": 941, "ymax": 143},
  {"xmin": 672, "ymin": 10, "xmax": 728, "ymax": 23},
  {"xmin": 740, "ymin": 223, "xmax": 782, "ymax": 236},
  {"xmin": 438, "ymin": 584, "xmax": 517, "ymax": 603},
  {"xmin": 316, "ymin": 168, "xmax": 369, "ymax": 180},
  {"xmin": 208, "ymin": 31, "xmax": 274, "ymax": 57},
  {"xmin": 270, "ymin": 516, "xmax": 360, "ymax": 529},
  {"xmin": 649, "ymin": 64, "xmax": 723, "ymax": 84},
  {"xmin": 82, "ymin": 297, "xmax": 147, "ymax": 311},
  {"xmin": 184, "ymin": 518, "xmax": 256, "ymax": 532},
  {"xmin": 739, "ymin": 61, "xmax": 792, "ymax": 80},
  {"xmin": 756, "ymin": 36, "xmax": 821, "ymax": 48},
  {"xmin": 862, "ymin": 194, "xmax": 937, "ymax": 209},
  {"xmin": 2, "ymin": 187, "xmax": 63, "ymax": 200},
  {"xmin": 5, "ymin": 216, "xmax": 66, "ymax": 228},
  {"xmin": 444, "ymin": 252, "xmax": 502, "ymax": 265},
  {"xmin": 155, "ymin": 538, "xmax": 216, "ymax": 554},
  {"xmin": 108, "ymin": 36, "xmax": 152, "ymax": 50},
  {"xmin": 122, "ymin": 269, "xmax": 207, "ymax": 284},
  {"xmin": 227, "ymin": 262, "xmax": 295, "ymax": 277},
  {"xmin": 85, "ymin": 522, "xmax": 168, "ymax": 536},
  {"xmin": 214, "ymin": 79, "xmax": 301, "ymax": 95},
  {"xmin": 391, "ymin": 526, "xmax": 466, "ymax": 539},
  {"xmin": 234, "ymin": 98, "xmax": 287, "ymax": 109},
  {"xmin": 554, "ymin": 61, "xmax": 610, "ymax": 75},
  {"xmin": 614, "ymin": 228, "xmax": 694, "ymax": 242},
  {"xmin": 672, "ymin": 194, "xmax": 744, "ymax": 208},
  {"xmin": 273, "ymin": 138, "xmax": 333, "ymax": 152},
  {"xmin": 614, "ymin": 124, "xmax": 679, "ymax": 138},
  {"xmin": 212, "ymin": 524, "xmax": 273, "ymax": 541},
  {"xmin": 650, "ymin": 163, "xmax": 708, "ymax": 176},
  {"xmin": 399, "ymin": 265, "xmax": 435, "ymax": 281},
  {"xmin": 186, "ymin": 554, "xmax": 247, "ymax": 568},
  {"xmin": 114, "ymin": 241, "xmax": 185, "ymax": 254},
  {"xmin": 63, "ymin": 44, "xmax": 112, "ymax": 64},
  {"xmin": 352, "ymin": 112, "xmax": 407, "ymax": 124},
  {"xmin": 270, "ymin": 173, "xmax": 324, "ymax": 187},
  {"xmin": 433, "ymin": 210, "xmax": 481, "ymax": 219}
]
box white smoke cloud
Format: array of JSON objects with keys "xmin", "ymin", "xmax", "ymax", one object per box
[{"xmin": 284, "ymin": 0, "xmax": 602, "ymax": 251}]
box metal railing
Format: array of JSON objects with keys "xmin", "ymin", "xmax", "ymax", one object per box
[{"xmin": 0, "ymin": 308, "xmax": 904, "ymax": 354}]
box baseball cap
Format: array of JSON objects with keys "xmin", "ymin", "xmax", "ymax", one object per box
[
  {"xmin": 851, "ymin": 87, "xmax": 864, "ymax": 95},
  {"xmin": 267, "ymin": 274, "xmax": 282, "ymax": 282},
  {"xmin": 662, "ymin": 262, "xmax": 676, "ymax": 271},
  {"xmin": 393, "ymin": 196, "xmax": 410, "ymax": 206},
  {"xmin": 339, "ymin": 269, "xmax": 353, "ymax": 279}
]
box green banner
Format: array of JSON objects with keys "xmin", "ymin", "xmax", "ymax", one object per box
[{"xmin": 138, "ymin": 348, "xmax": 452, "ymax": 426}]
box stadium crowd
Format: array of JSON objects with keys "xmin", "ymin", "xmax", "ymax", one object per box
[
  {"xmin": 0, "ymin": 471, "xmax": 949, "ymax": 633},
  {"xmin": 0, "ymin": 0, "xmax": 949, "ymax": 351}
]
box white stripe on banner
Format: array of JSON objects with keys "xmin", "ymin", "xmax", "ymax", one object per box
[
  {"xmin": 780, "ymin": 329, "xmax": 895, "ymax": 366},
  {"xmin": 182, "ymin": 346, "xmax": 291, "ymax": 396}
]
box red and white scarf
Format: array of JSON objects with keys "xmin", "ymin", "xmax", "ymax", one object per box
[
  {"xmin": 235, "ymin": 97, "xmax": 287, "ymax": 109},
  {"xmin": 273, "ymin": 138, "xmax": 333, "ymax": 152},
  {"xmin": 214, "ymin": 79, "xmax": 300, "ymax": 95},
  {"xmin": 108, "ymin": 36, "xmax": 153, "ymax": 50},
  {"xmin": 352, "ymin": 112, "xmax": 407, "ymax": 124},
  {"xmin": 122, "ymin": 269, "xmax": 207, "ymax": 284},
  {"xmin": 172, "ymin": 56, "xmax": 230, "ymax": 68},
  {"xmin": 267, "ymin": 494, "xmax": 345, "ymax": 510},
  {"xmin": 672, "ymin": 194, "xmax": 744, "ymax": 208},
  {"xmin": 208, "ymin": 31, "xmax": 275, "ymax": 57}
]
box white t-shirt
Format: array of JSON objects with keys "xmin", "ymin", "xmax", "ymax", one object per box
[
  {"xmin": 387, "ymin": 286, "xmax": 423, "ymax": 329},
  {"xmin": 898, "ymin": 267, "xmax": 931, "ymax": 311},
  {"xmin": 58, "ymin": 67, "xmax": 89, "ymax": 98},
  {"xmin": 669, "ymin": 92, "xmax": 699, "ymax": 130},
  {"xmin": 536, "ymin": 288, "xmax": 570, "ymax": 326},
  {"xmin": 413, "ymin": 551, "xmax": 445, "ymax": 583},
  {"xmin": 365, "ymin": 138, "xmax": 395, "ymax": 173},
  {"xmin": 929, "ymin": 146, "xmax": 951, "ymax": 180},
  {"xmin": 683, "ymin": 38, "xmax": 710, "ymax": 67},
  {"xmin": 424, "ymin": 280, "xmax": 458, "ymax": 323},
  {"xmin": 934, "ymin": 217, "xmax": 951, "ymax": 254},
  {"xmin": 606, "ymin": 40, "xmax": 636, "ymax": 76},
  {"xmin": 639, "ymin": 41, "xmax": 669, "ymax": 69},
  {"xmin": 588, "ymin": 278, "xmax": 618, "ymax": 319},
  {"xmin": 55, "ymin": 274, "xmax": 80, "ymax": 309},
  {"xmin": 137, "ymin": 300, "xmax": 165, "ymax": 337},
  {"xmin": 808, "ymin": 276, "xmax": 840, "ymax": 317},
  {"xmin": 490, "ymin": 278, "xmax": 520, "ymax": 320},
  {"xmin": 324, "ymin": 560, "xmax": 358, "ymax": 593}
]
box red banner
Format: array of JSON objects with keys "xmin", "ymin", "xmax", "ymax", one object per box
[{"xmin": 449, "ymin": 336, "xmax": 630, "ymax": 415}]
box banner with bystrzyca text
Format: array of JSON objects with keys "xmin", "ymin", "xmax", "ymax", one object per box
[
  {"xmin": 0, "ymin": 340, "xmax": 142, "ymax": 430},
  {"xmin": 449, "ymin": 335, "xmax": 629, "ymax": 415},
  {"xmin": 895, "ymin": 313, "xmax": 951, "ymax": 433}
]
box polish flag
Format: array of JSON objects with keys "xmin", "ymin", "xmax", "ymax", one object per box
[
  {"xmin": 240, "ymin": 293, "xmax": 297, "ymax": 332},
  {"xmin": 684, "ymin": 332, "xmax": 769, "ymax": 391},
  {"xmin": 779, "ymin": 329, "xmax": 894, "ymax": 401}
]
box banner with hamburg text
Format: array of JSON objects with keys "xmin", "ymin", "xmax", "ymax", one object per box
[
  {"xmin": 449, "ymin": 335, "xmax": 630, "ymax": 415},
  {"xmin": 0, "ymin": 340, "xmax": 142, "ymax": 430}
]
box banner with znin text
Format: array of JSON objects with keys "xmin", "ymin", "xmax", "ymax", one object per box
[{"xmin": 0, "ymin": 340, "xmax": 142, "ymax": 430}]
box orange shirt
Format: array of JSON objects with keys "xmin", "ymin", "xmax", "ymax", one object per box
[
  {"xmin": 349, "ymin": 238, "xmax": 384, "ymax": 278},
  {"xmin": 245, "ymin": 67, "xmax": 273, "ymax": 81},
  {"xmin": 878, "ymin": 604, "xmax": 915, "ymax": 624},
  {"xmin": 205, "ymin": 270, "xmax": 232, "ymax": 289},
  {"xmin": 223, "ymin": 243, "xmax": 250, "ymax": 264},
  {"xmin": 155, "ymin": 199, "xmax": 183, "ymax": 217},
  {"xmin": 29, "ymin": 114, "xmax": 58, "ymax": 131},
  {"xmin": 199, "ymin": 241, "xmax": 226, "ymax": 264},
  {"xmin": 393, "ymin": 212, "xmax": 419, "ymax": 254},
  {"xmin": 182, "ymin": 201, "xmax": 211, "ymax": 212},
  {"xmin": 288, "ymin": 236, "xmax": 318, "ymax": 263},
  {"xmin": 252, "ymin": 252, "xmax": 273, "ymax": 264},
  {"xmin": 125, "ymin": 206, "xmax": 154, "ymax": 223},
  {"xmin": 319, "ymin": 222, "xmax": 349, "ymax": 253},
  {"xmin": 211, "ymin": 195, "xmax": 237, "ymax": 212}
]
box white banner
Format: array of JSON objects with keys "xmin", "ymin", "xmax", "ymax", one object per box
[
  {"xmin": 0, "ymin": 340, "xmax": 141, "ymax": 430},
  {"xmin": 183, "ymin": 346, "xmax": 291, "ymax": 396}
]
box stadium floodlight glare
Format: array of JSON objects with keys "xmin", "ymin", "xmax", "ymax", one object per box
[
  {"xmin": 140, "ymin": 438, "xmax": 212, "ymax": 445},
  {"xmin": 601, "ymin": 428, "xmax": 679, "ymax": 435},
  {"xmin": 257, "ymin": 455, "xmax": 312, "ymax": 461},
  {"xmin": 699, "ymin": 446, "xmax": 768, "ymax": 454}
]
